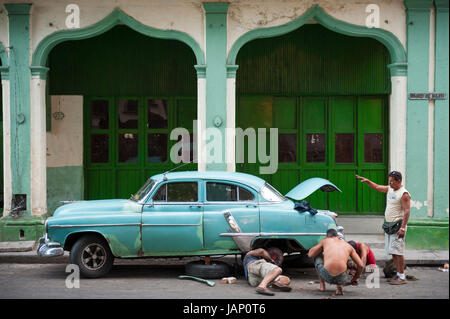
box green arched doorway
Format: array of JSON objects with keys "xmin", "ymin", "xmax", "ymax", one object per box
[
  {"xmin": 46, "ymin": 25, "xmax": 198, "ymax": 210},
  {"xmin": 235, "ymin": 24, "xmax": 390, "ymax": 214}
]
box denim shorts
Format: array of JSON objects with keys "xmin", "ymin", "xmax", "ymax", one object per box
[{"xmin": 314, "ymin": 255, "xmax": 351, "ymax": 285}]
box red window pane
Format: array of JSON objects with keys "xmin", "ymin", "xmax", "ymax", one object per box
[
  {"xmin": 365, "ymin": 134, "xmax": 383, "ymax": 163},
  {"xmin": 335, "ymin": 134, "xmax": 354, "ymax": 163},
  {"xmin": 306, "ymin": 133, "xmax": 325, "ymax": 162}
]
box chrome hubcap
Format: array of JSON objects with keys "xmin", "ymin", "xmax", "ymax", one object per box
[{"xmin": 82, "ymin": 243, "xmax": 106, "ymax": 270}]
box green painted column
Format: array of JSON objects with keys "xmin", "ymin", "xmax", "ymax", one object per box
[
  {"xmin": 0, "ymin": 5, "xmax": 45, "ymax": 241},
  {"xmin": 4, "ymin": 4, "xmax": 32, "ymax": 215},
  {"xmin": 402, "ymin": 0, "xmax": 449, "ymax": 249},
  {"xmin": 433, "ymin": 0, "xmax": 449, "ymax": 220},
  {"xmin": 404, "ymin": 0, "xmax": 432, "ymax": 218},
  {"xmin": 203, "ymin": 2, "xmax": 229, "ymax": 171}
]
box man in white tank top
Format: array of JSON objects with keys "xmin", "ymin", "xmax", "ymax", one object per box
[{"xmin": 356, "ymin": 171, "xmax": 411, "ymax": 285}]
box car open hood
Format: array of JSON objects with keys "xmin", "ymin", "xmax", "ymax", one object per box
[{"xmin": 285, "ymin": 177, "xmax": 342, "ymax": 201}]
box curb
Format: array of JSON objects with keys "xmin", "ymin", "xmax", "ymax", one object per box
[{"xmin": 0, "ymin": 250, "xmax": 447, "ymax": 267}]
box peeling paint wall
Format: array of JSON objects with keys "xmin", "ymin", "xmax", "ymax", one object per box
[
  {"xmin": 46, "ymin": 95, "xmax": 83, "ymax": 167},
  {"xmin": 0, "ymin": 0, "xmax": 206, "ymax": 62},
  {"xmin": 46, "ymin": 95, "xmax": 84, "ymax": 215},
  {"xmin": 0, "ymin": 0, "xmax": 406, "ymax": 63},
  {"xmin": 227, "ymin": 0, "xmax": 406, "ymax": 55}
]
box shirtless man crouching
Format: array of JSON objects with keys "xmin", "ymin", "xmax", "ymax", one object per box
[{"xmin": 308, "ymin": 229, "xmax": 364, "ymax": 295}]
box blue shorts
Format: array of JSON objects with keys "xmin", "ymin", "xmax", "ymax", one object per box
[{"xmin": 314, "ymin": 255, "xmax": 351, "ymax": 285}]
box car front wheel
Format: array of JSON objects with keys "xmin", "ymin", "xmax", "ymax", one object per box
[{"xmin": 70, "ymin": 234, "xmax": 114, "ymax": 278}]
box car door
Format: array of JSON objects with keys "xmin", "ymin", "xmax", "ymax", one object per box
[
  {"xmin": 202, "ymin": 180, "xmax": 259, "ymax": 252},
  {"xmin": 141, "ymin": 180, "xmax": 203, "ymax": 255}
]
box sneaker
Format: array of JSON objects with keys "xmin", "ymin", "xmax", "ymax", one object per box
[{"xmin": 389, "ymin": 278, "xmax": 407, "ymax": 285}]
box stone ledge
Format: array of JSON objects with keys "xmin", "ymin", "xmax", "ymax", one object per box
[{"xmin": 0, "ymin": 241, "xmax": 36, "ymax": 253}]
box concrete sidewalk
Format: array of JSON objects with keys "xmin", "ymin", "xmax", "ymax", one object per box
[
  {"xmin": 0, "ymin": 215, "xmax": 447, "ymax": 266},
  {"xmin": 0, "ymin": 238, "xmax": 448, "ymax": 267}
]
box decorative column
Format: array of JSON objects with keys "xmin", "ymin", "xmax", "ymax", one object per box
[
  {"xmin": 1, "ymin": 65, "xmax": 11, "ymax": 216},
  {"xmin": 30, "ymin": 67, "xmax": 49, "ymax": 217},
  {"xmin": 403, "ymin": 0, "xmax": 448, "ymax": 250},
  {"xmin": 387, "ymin": 63, "xmax": 408, "ymax": 178},
  {"xmin": 4, "ymin": 4, "xmax": 32, "ymax": 215},
  {"xmin": 195, "ymin": 65, "xmax": 207, "ymax": 171},
  {"xmin": 404, "ymin": 0, "xmax": 433, "ymax": 217},
  {"xmin": 0, "ymin": 4, "xmax": 45, "ymax": 242},
  {"xmin": 226, "ymin": 65, "xmax": 238, "ymax": 172},
  {"xmin": 203, "ymin": 2, "xmax": 229, "ymax": 171},
  {"xmin": 433, "ymin": 0, "xmax": 449, "ymax": 220}
]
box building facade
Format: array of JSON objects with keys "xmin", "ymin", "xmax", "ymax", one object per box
[{"xmin": 0, "ymin": 0, "xmax": 448, "ymax": 249}]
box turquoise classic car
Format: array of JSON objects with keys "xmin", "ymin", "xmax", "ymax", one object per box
[{"xmin": 38, "ymin": 171, "xmax": 344, "ymax": 278}]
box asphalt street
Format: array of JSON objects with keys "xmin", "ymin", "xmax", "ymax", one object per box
[{"xmin": 0, "ymin": 262, "xmax": 448, "ymax": 299}]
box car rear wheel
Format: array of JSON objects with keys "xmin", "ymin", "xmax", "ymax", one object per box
[
  {"xmin": 185, "ymin": 260, "xmax": 230, "ymax": 279},
  {"xmin": 70, "ymin": 234, "xmax": 114, "ymax": 278}
]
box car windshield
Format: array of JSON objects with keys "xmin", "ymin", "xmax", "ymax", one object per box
[
  {"xmin": 130, "ymin": 179, "xmax": 157, "ymax": 202},
  {"xmin": 260, "ymin": 183, "xmax": 286, "ymax": 202}
]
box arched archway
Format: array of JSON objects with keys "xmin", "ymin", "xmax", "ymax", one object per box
[
  {"xmin": 31, "ymin": 8, "xmax": 205, "ymax": 75},
  {"xmin": 227, "ymin": 5, "xmax": 408, "ymax": 214},
  {"xmin": 227, "ymin": 5, "xmax": 406, "ymax": 75},
  {"xmin": 29, "ymin": 9, "xmax": 204, "ymax": 215}
]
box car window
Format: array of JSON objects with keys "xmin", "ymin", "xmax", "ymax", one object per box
[
  {"xmin": 132, "ymin": 179, "xmax": 156, "ymax": 201},
  {"xmin": 239, "ymin": 187, "xmax": 255, "ymax": 201},
  {"xmin": 206, "ymin": 182, "xmax": 255, "ymax": 202},
  {"xmin": 153, "ymin": 182, "xmax": 198, "ymax": 202},
  {"xmin": 207, "ymin": 182, "xmax": 237, "ymax": 201},
  {"xmin": 260, "ymin": 183, "xmax": 285, "ymax": 202},
  {"xmin": 153, "ymin": 184, "xmax": 167, "ymax": 201}
]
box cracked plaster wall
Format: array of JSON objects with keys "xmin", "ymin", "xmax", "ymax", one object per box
[
  {"xmin": 0, "ymin": 0, "xmax": 406, "ymax": 63},
  {"xmin": 0, "ymin": 0, "xmax": 205, "ymax": 62},
  {"xmin": 227, "ymin": 0, "xmax": 406, "ymax": 55}
]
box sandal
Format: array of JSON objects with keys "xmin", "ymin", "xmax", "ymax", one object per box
[
  {"xmin": 255, "ymin": 287, "xmax": 275, "ymax": 296},
  {"xmin": 271, "ymin": 281, "xmax": 292, "ymax": 292}
]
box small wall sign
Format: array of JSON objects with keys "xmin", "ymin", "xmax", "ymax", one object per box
[{"xmin": 409, "ymin": 93, "xmax": 447, "ymax": 100}]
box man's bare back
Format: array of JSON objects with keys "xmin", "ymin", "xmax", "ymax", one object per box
[{"xmin": 322, "ymin": 237, "xmax": 353, "ymax": 275}]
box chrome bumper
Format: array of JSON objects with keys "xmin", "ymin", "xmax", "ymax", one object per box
[
  {"xmin": 37, "ymin": 234, "xmax": 64, "ymax": 257},
  {"xmin": 337, "ymin": 226, "xmax": 345, "ymax": 240}
]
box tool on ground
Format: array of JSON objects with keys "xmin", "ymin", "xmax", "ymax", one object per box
[{"xmin": 178, "ymin": 275, "xmax": 215, "ymax": 287}]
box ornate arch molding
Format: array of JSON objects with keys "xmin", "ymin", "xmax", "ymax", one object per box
[
  {"xmin": 227, "ymin": 5, "xmax": 407, "ymax": 76},
  {"xmin": 31, "ymin": 8, "xmax": 205, "ymax": 78}
]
